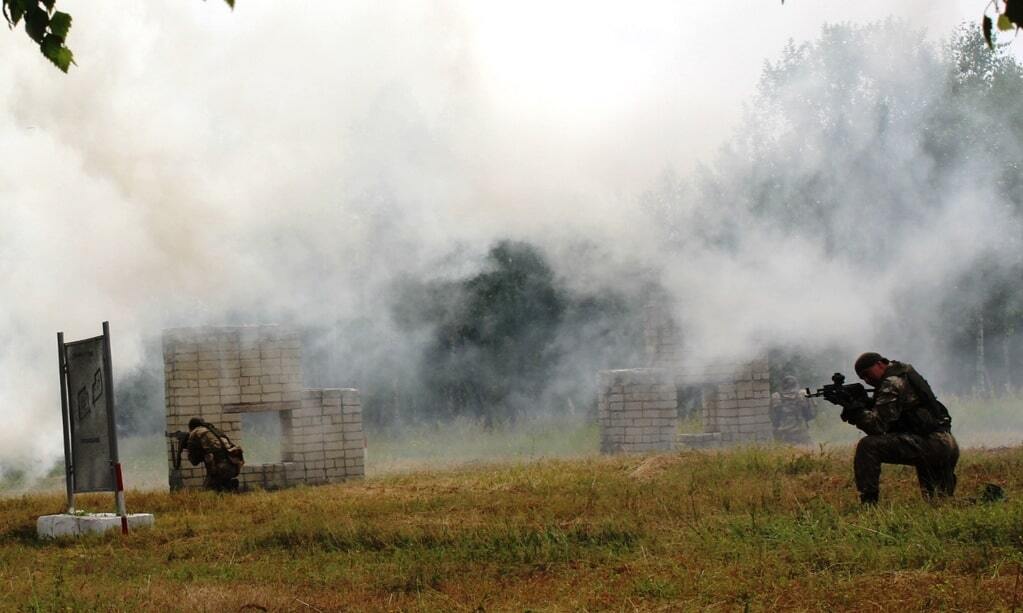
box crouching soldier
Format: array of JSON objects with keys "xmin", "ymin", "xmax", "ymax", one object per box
[
  {"xmin": 845, "ymin": 353, "xmax": 959, "ymax": 505},
  {"xmin": 770, "ymin": 375, "xmax": 816, "ymax": 445},
  {"xmin": 187, "ymin": 417, "xmax": 244, "ymax": 492}
]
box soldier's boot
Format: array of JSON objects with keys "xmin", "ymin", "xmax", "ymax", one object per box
[
  {"xmin": 936, "ymin": 469, "xmax": 956, "ymax": 497},
  {"xmin": 859, "ymin": 490, "xmax": 879, "ymax": 505},
  {"xmin": 916, "ymin": 465, "xmax": 939, "ymax": 499}
]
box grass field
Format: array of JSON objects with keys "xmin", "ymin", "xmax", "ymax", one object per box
[
  {"xmin": 3, "ymin": 442, "xmax": 1023, "ymax": 611},
  {"xmin": 3, "ymin": 398, "xmax": 1022, "ymax": 610}
]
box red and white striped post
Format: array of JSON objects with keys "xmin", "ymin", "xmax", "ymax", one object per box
[{"xmin": 114, "ymin": 462, "xmax": 128, "ymax": 534}]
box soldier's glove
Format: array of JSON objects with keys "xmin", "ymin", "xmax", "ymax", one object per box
[{"xmin": 840, "ymin": 403, "xmax": 865, "ymax": 424}]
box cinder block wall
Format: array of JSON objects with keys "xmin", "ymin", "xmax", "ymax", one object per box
[
  {"xmin": 596, "ymin": 296, "xmax": 772, "ymax": 453},
  {"xmin": 163, "ymin": 325, "xmax": 365, "ymax": 490},
  {"xmin": 597, "ymin": 368, "xmax": 678, "ymax": 453},
  {"xmin": 676, "ymin": 359, "xmax": 772, "ymax": 444}
]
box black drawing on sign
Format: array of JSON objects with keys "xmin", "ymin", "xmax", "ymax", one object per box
[
  {"xmin": 91, "ymin": 368, "xmax": 104, "ymax": 403},
  {"xmin": 77, "ymin": 386, "xmax": 91, "ymax": 421}
]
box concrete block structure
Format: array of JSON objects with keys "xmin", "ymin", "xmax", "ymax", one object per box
[
  {"xmin": 163, "ymin": 326, "xmax": 365, "ymax": 490},
  {"xmin": 598, "ymin": 292, "xmax": 772, "ymax": 453},
  {"xmin": 597, "ymin": 368, "xmax": 677, "ymax": 453}
]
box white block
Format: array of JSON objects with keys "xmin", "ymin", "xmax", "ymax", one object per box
[{"xmin": 36, "ymin": 513, "xmax": 154, "ymax": 539}]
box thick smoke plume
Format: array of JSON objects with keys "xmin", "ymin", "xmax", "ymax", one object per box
[{"xmin": 0, "ymin": 1, "xmax": 1017, "ymax": 475}]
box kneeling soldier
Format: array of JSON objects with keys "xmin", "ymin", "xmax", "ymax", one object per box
[
  {"xmin": 186, "ymin": 417, "xmax": 243, "ymax": 492},
  {"xmin": 770, "ymin": 375, "xmax": 816, "ymax": 445},
  {"xmin": 845, "ymin": 353, "xmax": 959, "ymax": 505}
]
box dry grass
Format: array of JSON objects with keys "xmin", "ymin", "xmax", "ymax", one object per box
[{"xmin": 2, "ymin": 443, "xmax": 1023, "ymax": 611}]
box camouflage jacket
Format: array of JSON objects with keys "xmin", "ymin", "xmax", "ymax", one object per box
[
  {"xmin": 770, "ymin": 391, "xmax": 814, "ymax": 433},
  {"xmin": 850, "ymin": 361, "xmax": 952, "ymax": 436},
  {"xmin": 187, "ymin": 426, "xmax": 228, "ymax": 467}
]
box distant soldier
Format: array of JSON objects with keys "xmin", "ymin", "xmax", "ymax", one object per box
[
  {"xmin": 770, "ymin": 375, "xmax": 815, "ymax": 445},
  {"xmin": 187, "ymin": 417, "xmax": 244, "ymax": 492},
  {"xmin": 844, "ymin": 353, "xmax": 959, "ymax": 505}
]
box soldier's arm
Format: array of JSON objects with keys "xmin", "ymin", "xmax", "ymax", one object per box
[
  {"xmin": 848, "ymin": 377, "xmax": 902, "ymax": 435},
  {"xmin": 186, "ymin": 432, "xmax": 204, "ymax": 466},
  {"xmin": 769, "ymin": 392, "xmax": 782, "ymax": 427},
  {"xmin": 801, "ymin": 394, "xmax": 816, "ymax": 422},
  {"xmin": 200, "ymin": 430, "xmax": 220, "ymax": 464}
]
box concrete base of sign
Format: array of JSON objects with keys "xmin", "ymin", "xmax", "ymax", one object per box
[{"xmin": 36, "ymin": 513, "xmax": 154, "ymax": 539}]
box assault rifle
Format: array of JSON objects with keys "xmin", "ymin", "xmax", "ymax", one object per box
[
  {"xmin": 806, "ymin": 372, "xmax": 874, "ymax": 415},
  {"xmin": 166, "ymin": 430, "xmax": 190, "ymax": 470}
]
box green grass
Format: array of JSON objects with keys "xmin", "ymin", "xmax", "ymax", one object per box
[
  {"xmin": 2, "ymin": 446, "xmax": 1022, "ymax": 610},
  {"xmin": 367, "ymin": 416, "xmax": 599, "ymax": 474}
]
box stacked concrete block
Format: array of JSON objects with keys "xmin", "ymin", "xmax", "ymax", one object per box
[
  {"xmin": 339, "ymin": 389, "xmax": 367, "ymax": 479},
  {"xmin": 237, "ymin": 462, "xmax": 305, "ymax": 490},
  {"xmin": 281, "ymin": 389, "xmax": 366, "ymax": 484},
  {"xmin": 163, "ymin": 325, "xmax": 365, "ymax": 491},
  {"xmin": 643, "ymin": 294, "xmax": 681, "ymax": 367},
  {"xmin": 597, "ymin": 296, "xmax": 774, "ymax": 455},
  {"xmin": 696, "ymin": 358, "xmax": 772, "ymax": 444},
  {"xmin": 597, "ymin": 368, "xmax": 678, "ymax": 453}
]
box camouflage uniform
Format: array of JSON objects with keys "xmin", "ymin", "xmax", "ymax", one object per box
[
  {"xmin": 770, "ymin": 385, "xmax": 815, "ymax": 445},
  {"xmin": 187, "ymin": 425, "xmax": 240, "ymax": 492},
  {"xmin": 847, "ymin": 361, "xmax": 958, "ymax": 503}
]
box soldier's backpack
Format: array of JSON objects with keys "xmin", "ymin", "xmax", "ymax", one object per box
[
  {"xmin": 203, "ymin": 421, "xmax": 246, "ymax": 468},
  {"xmin": 888, "ymin": 362, "xmax": 952, "ymax": 433}
]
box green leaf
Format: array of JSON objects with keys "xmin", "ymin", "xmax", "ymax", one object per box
[
  {"xmin": 40, "ymin": 32, "xmax": 72, "ymax": 72},
  {"xmin": 23, "ymin": 5, "xmax": 47, "ymax": 43},
  {"xmin": 997, "ymin": 14, "xmax": 1014, "ymax": 31},
  {"xmin": 40, "ymin": 0, "xmax": 53, "ymax": 12},
  {"xmin": 48, "ymin": 9, "xmax": 69, "ymax": 38},
  {"xmin": 983, "ymin": 15, "xmax": 994, "ymax": 49},
  {"xmin": 1007, "ymin": 0, "xmax": 1023, "ymax": 27},
  {"xmin": 1, "ymin": 0, "xmax": 19, "ymax": 27}
]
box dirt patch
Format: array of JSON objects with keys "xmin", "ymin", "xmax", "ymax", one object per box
[{"xmin": 628, "ymin": 454, "xmax": 688, "ymax": 481}]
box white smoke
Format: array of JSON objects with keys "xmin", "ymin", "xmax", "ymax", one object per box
[{"xmin": 0, "ymin": 0, "xmax": 1011, "ymax": 473}]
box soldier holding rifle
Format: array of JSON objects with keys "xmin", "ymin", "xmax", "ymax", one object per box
[{"xmin": 809, "ymin": 352, "xmax": 959, "ymax": 505}]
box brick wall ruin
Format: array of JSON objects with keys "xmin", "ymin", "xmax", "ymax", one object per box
[
  {"xmin": 598, "ymin": 293, "xmax": 772, "ymax": 453},
  {"xmin": 163, "ymin": 325, "xmax": 365, "ymax": 490}
]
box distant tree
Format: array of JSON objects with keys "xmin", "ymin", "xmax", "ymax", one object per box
[
  {"xmin": 387, "ymin": 240, "xmax": 644, "ymax": 425},
  {"xmin": 3, "ymin": 0, "xmax": 235, "ymax": 73},
  {"xmin": 647, "ymin": 21, "xmax": 1023, "ymax": 394}
]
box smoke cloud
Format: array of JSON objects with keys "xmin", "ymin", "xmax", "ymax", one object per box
[{"xmin": 0, "ymin": 1, "xmax": 1015, "ymax": 474}]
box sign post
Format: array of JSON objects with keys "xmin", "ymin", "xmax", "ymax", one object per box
[
  {"xmin": 56, "ymin": 332, "xmax": 74, "ymax": 513},
  {"xmin": 40, "ymin": 321, "xmax": 153, "ymax": 539},
  {"xmin": 51, "ymin": 321, "xmax": 137, "ymax": 535}
]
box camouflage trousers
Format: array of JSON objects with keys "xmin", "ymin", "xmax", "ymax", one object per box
[
  {"xmin": 204, "ymin": 459, "xmax": 241, "ymax": 492},
  {"xmin": 854, "ymin": 431, "xmax": 959, "ymax": 504},
  {"xmin": 773, "ymin": 428, "xmax": 813, "ymax": 446}
]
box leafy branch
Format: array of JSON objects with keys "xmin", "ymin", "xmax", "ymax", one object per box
[
  {"xmin": 3, "ymin": 0, "xmax": 73, "ymax": 72},
  {"xmin": 3, "ymin": 0, "xmax": 236, "ymax": 73},
  {"xmin": 981, "ymin": 0, "xmax": 1020, "ymax": 49}
]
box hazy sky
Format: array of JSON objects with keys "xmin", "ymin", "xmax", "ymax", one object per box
[{"xmin": 0, "ymin": 0, "xmax": 1008, "ymax": 470}]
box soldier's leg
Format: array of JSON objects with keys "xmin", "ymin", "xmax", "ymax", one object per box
[
  {"xmin": 914, "ymin": 465, "xmax": 938, "ymax": 498},
  {"xmin": 202, "ymin": 461, "xmax": 215, "ymax": 490},
  {"xmin": 916, "ymin": 432, "xmax": 959, "ymax": 499},
  {"xmin": 793, "ymin": 430, "xmax": 814, "ymax": 446},
  {"xmin": 854, "ymin": 434, "xmax": 927, "ymax": 503},
  {"xmin": 208, "ymin": 461, "xmax": 238, "ymax": 492}
]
